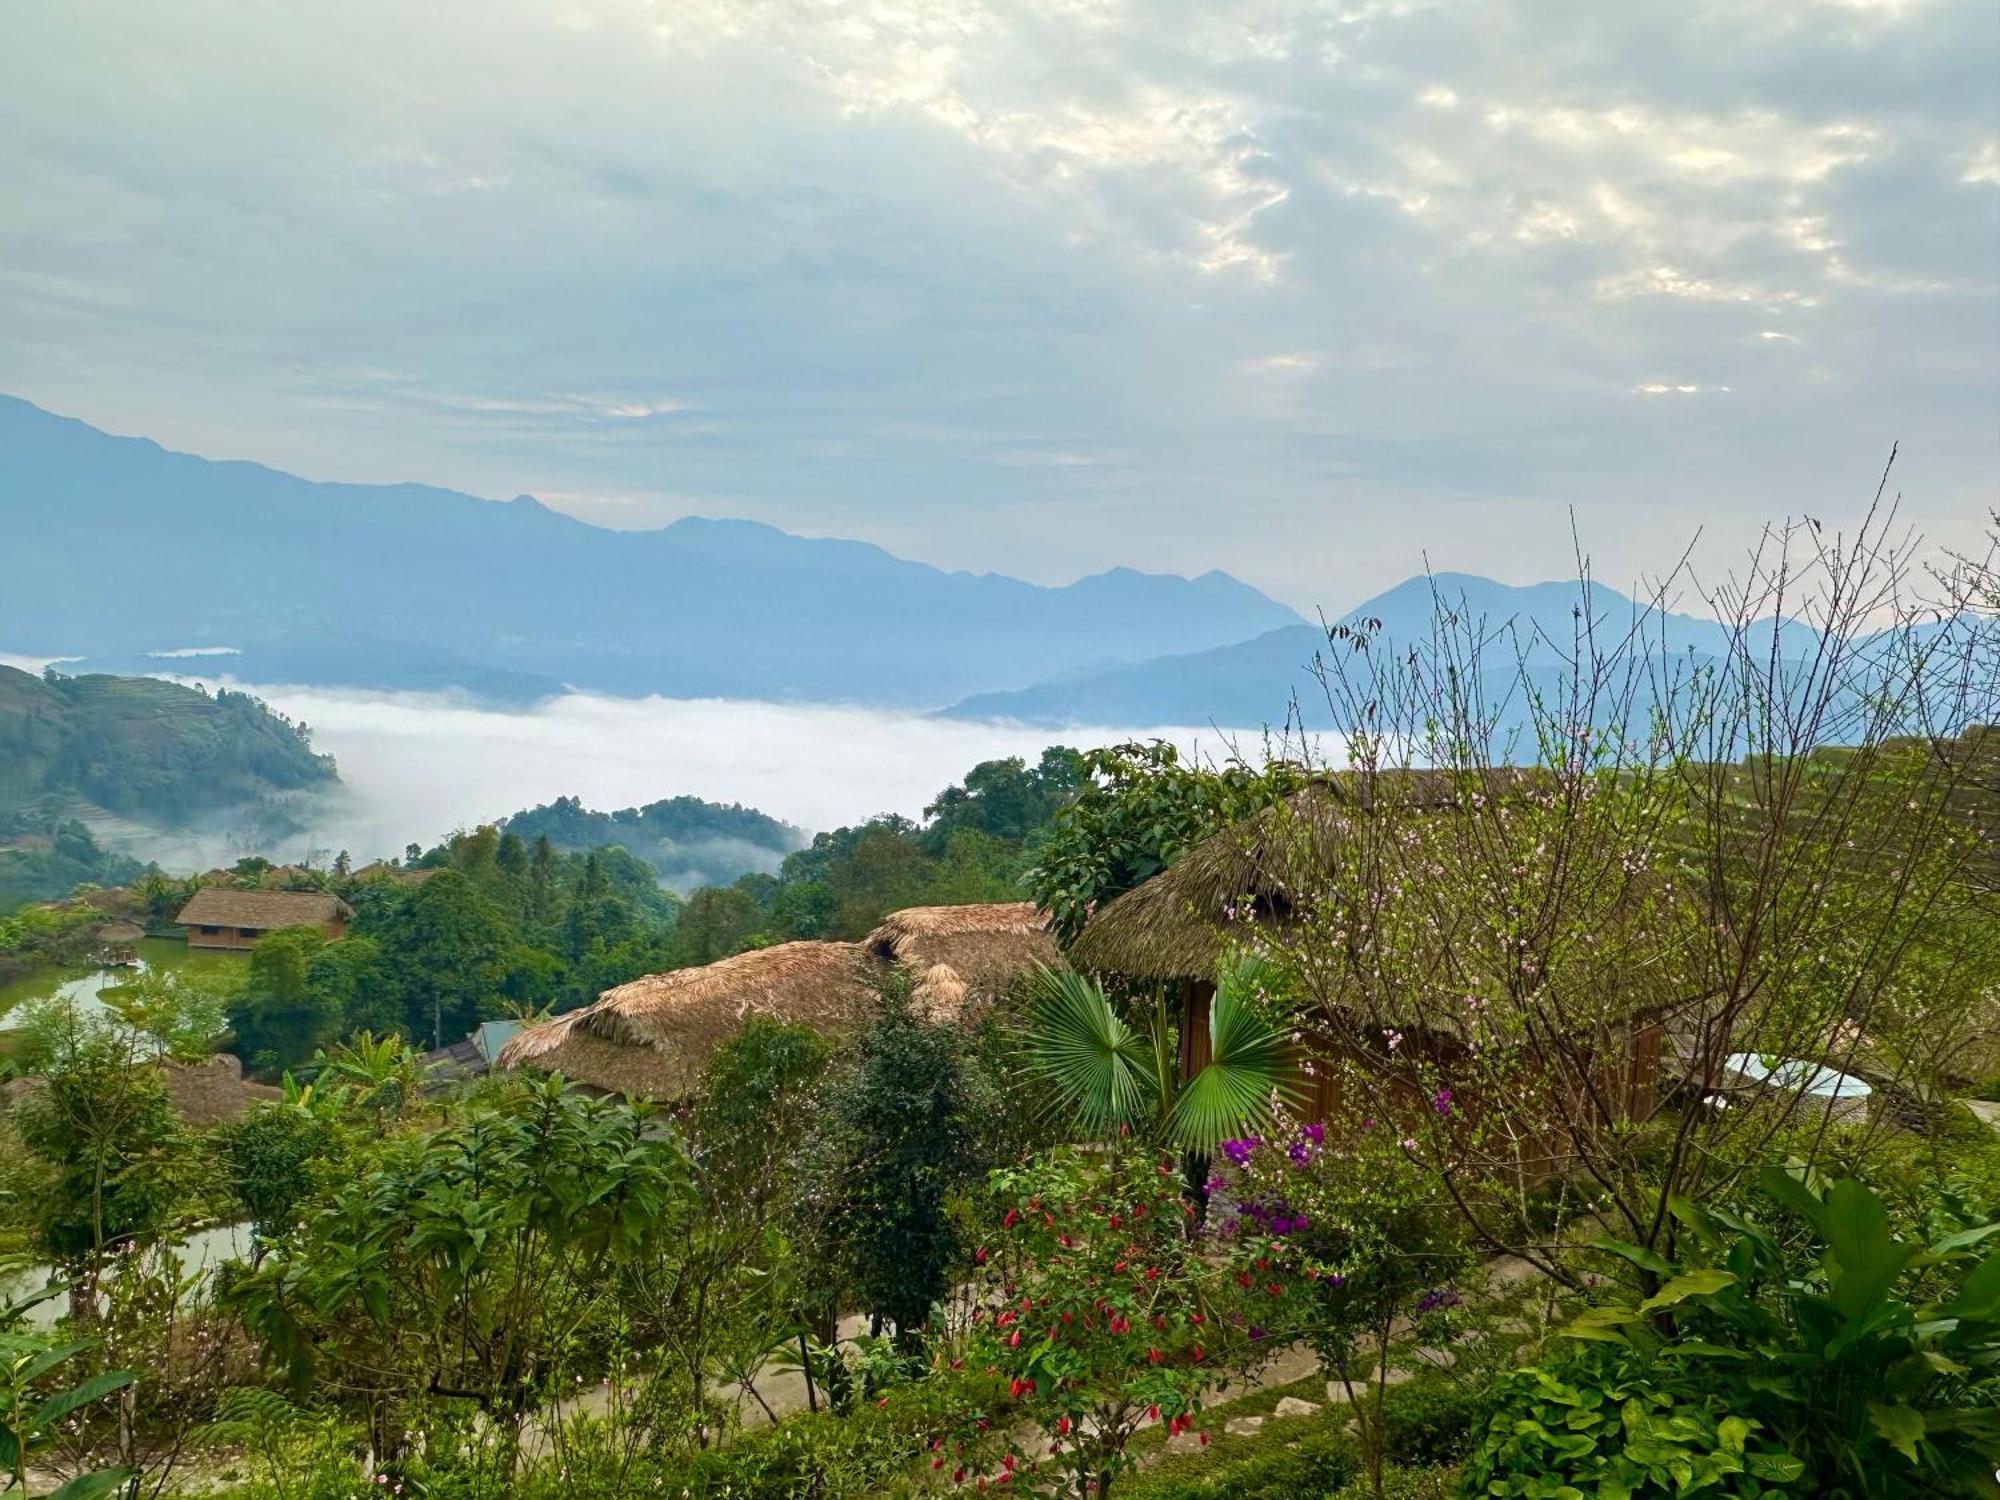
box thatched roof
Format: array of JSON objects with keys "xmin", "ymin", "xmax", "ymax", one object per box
[
  {"xmin": 94, "ymin": 920, "xmax": 146, "ymax": 944},
  {"xmin": 865, "ymin": 902, "xmax": 1060, "ymax": 1019},
  {"xmin": 161, "ymin": 1053, "xmax": 283, "ymax": 1125},
  {"xmin": 176, "ymin": 888, "xmax": 352, "ymax": 930},
  {"xmin": 499, "ymin": 941, "xmax": 879, "ymax": 1100},
  {"xmin": 1069, "ymin": 773, "xmax": 1544, "ymax": 983},
  {"xmin": 4, "ymin": 1054, "xmax": 281, "ymax": 1128}
]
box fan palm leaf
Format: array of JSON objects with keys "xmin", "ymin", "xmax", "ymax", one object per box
[
  {"xmin": 1019, "ymin": 965, "xmax": 1155, "ymax": 1138},
  {"xmin": 1166, "ymin": 954, "xmax": 1305, "ymax": 1151}
]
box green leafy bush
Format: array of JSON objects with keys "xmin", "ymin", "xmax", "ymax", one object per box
[{"xmin": 1466, "ymin": 1166, "xmax": 2000, "ymax": 1497}]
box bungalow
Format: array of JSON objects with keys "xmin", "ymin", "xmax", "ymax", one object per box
[
  {"xmin": 500, "ymin": 901, "xmax": 1063, "ymax": 1102},
  {"xmin": 175, "ymin": 888, "xmax": 353, "ymax": 950},
  {"xmin": 1067, "ymin": 778, "xmax": 1672, "ymax": 1167}
]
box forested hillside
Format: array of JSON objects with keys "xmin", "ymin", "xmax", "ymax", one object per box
[
  {"xmin": 0, "ymin": 665, "xmax": 337, "ymax": 824},
  {"xmin": 500, "ymin": 793, "xmax": 803, "ymax": 891}
]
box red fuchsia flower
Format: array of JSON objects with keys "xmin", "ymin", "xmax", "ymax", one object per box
[
  {"xmin": 975, "ymin": 1247, "xmax": 989, "ymax": 1263},
  {"xmin": 1147, "ymin": 1405, "xmax": 1160, "ymax": 1423},
  {"xmin": 1190, "ymin": 1312, "xmax": 1204, "ymax": 1325},
  {"xmin": 1008, "ymin": 1330, "xmax": 1021, "ymax": 1347},
  {"xmin": 1109, "ymin": 1214, "xmax": 1121, "ymax": 1228},
  {"xmin": 1199, "ymin": 1432, "xmax": 1210, "ymax": 1447},
  {"xmin": 953, "ymin": 1469, "xmax": 965, "ymax": 1484},
  {"xmin": 1003, "ymin": 1208, "xmax": 1019, "ymax": 1228},
  {"xmin": 1056, "ymin": 1416, "xmax": 1072, "ymax": 1436},
  {"xmin": 1191, "ymin": 1344, "xmax": 1205, "ymax": 1361},
  {"xmin": 1147, "ymin": 1347, "xmax": 1162, "ymax": 1364},
  {"xmin": 996, "ymin": 1311, "xmax": 1015, "ymax": 1327},
  {"xmin": 1267, "ymin": 1283, "xmax": 1283, "ymax": 1297}
]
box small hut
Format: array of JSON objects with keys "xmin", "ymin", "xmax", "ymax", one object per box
[
  {"xmin": 93, "ymin": 919, "xmax": 146, "ymax": 966},
  {"xmin": 864, "ymin": 902, "xmax": 1060, "ymax": 1021},
  {"xmin": 499, "ymin": 941, "xmax": 881, "ymax": 1101},
  {"xmin": 1069, "ymin": 779, "xmax": 1667, "ymax": 1139},
  {"xmin": 175, "ymin": 888, "xmax": 352, "ymax": 950}
]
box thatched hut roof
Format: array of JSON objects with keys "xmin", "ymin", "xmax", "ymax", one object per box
[
  {"xmin": 499, "ymin": 940, "xmax": 879, "ymax": 1100},
  {"xmin": 865, "ymin": 902, "xmax": 1059, "ymax": 1019},
  {"xmin": 3, "ymin": 1054, "xmax": 280, "ymax": 1128},
  {"xmin": 160, "ymin": 1053, "xmax": 283, "ymax": 1125},
  {"xmin": 94, "ymin": 920, "xmax": 146, "ymax": 945},
  {"xmin": 1069, "ymin": 772, "xmax": 1544, "ymax": 983},
  {"xmin": 176, "ymin": 888, "xmax": 352, "ymax": 930}
]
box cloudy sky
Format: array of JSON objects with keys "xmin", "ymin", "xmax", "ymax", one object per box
[{"xmin": 2, "ymin": 0, "xmax": 1994, "ymax": 613}]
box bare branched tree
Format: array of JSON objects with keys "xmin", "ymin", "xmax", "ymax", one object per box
[{"xmin": 1237, "ymin": 486, "xmax": 1998, "ymax": 1285}]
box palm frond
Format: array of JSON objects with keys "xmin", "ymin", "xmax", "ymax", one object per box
[
  {"xmin": 1167, "ymin": 957, "xmax": 1305, "ymax": 1151},
  {"xmin": 1018, "ymin": 965, "xmax": 1155, "ymax": 1138}
]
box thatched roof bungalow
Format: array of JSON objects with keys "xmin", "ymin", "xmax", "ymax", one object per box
[
  {"xmin": 176, "ymin": 888, "xmax": 352, "ymax": 950},
  {"xmin": 1069, "ymin": 777, "xmax": 1667, "ymax": 1139},
  {"xmin": 502, "ymin": 903, "xmax": 1062, "ymax": 1101},
  {"xmin": 865, "ymin": 901, "xmax": 1060, "ymax": 1020},
  {"xmin": 499, "ymin": 940, "xmax": 881, "ymax": 1100}
]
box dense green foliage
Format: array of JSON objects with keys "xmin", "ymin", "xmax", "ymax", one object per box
[
  {"xmin": 1023, "ymin": 742, "xmax": 1306, "ymax": 943},
  {"xmin": 761, "ymin": 748, "xmax": 1085, "ymax": 940},
  {"xmin": 501, "ymin": 792, "xmax": 803, "ymax": 892},
  {"xmin": 0, "ymin": 666, "xmax": 336, "ymax": 828},
  {"xmin": 1469, "ymin": 1167, "xmax": 2000, "ymax": 1497},
  {"xmin": 0, "ymin": 809, "xmax": 145, "ymax": 915}
]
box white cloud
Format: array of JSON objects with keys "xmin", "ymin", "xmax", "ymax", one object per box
[{"xmin": 0, "ymin": 0, "xmax": 1990, "ymax": 614}]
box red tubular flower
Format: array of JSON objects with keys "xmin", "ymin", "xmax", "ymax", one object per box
[
  {"xmin": 1003, "ymin": 1208, "xmax": 1019, "ymax": 1228},
  {"xmin": 1147, "ymin": 1347, "xmax": 1161, "ymax": 1364}
]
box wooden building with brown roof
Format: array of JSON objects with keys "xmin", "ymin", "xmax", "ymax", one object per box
[{"xmin": 176, "ymin": 888, "xmax": 353, "ymax": 950}]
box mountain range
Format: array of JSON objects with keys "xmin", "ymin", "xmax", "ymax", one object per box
[
  {"xmin": 0, "ymin": 396, "xmax": 1302, "ymax": 709},
  {"xmin": 937, "ymin": 573, "xmax": 1832, "ymax": 729},
  {"xmin": 7, "ymin": 395, "xmax": 1931, "ymax": 737}
]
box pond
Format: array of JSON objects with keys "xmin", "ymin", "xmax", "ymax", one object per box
[
  {"xmin": 0, "ymin": 937, "xmax": 247, "ymax": 1029},
  {"xmin": 4, "ymin": 1222, "xmax": 259, "ymax": 1330}
]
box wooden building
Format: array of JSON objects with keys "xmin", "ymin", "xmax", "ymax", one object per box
[{"xmin": 175, "ymin": 888, "xmax": 353, "ymax": 950}]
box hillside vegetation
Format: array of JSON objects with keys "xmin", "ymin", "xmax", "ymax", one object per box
[{"xmin": 0, "ymin": 664, "xmax": 337, "ymax": 825}]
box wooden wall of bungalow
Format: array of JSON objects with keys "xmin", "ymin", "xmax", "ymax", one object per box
[{"xmin": 1171, "ymin": 976, "xmax": 1665, "ymax": 1182}]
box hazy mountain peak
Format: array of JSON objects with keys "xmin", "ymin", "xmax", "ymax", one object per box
[{"xmin": 0, "ymin": 397, "xmax": 1302, "ymax": 708}]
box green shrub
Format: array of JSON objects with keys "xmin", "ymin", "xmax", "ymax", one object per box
[
  {"xmin": 1120, "ymin": 1421, "xmax": 1362, "ymax": 1500},
  {"xmin": 1468, "ymin": 1166, "xmax": 2000, "ymax": 1497},
  {"xmin": 1380, "ymin": 1377, "xmax": 1495, "ymax": 1467},
  {"xmin": 1325, "ymin": 1462, "xmax": 1460, "ymax": 1500}
]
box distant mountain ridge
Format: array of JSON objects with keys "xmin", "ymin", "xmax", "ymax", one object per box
[
  {"xmin": 939, "ymin": 572, "xmax": 1837, "ymax": 729},
  {"xmin": 0, "ymin": 396, "xmax": 1304, "ymax": 707}
]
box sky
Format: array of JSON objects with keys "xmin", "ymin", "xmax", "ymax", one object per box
[{"xmin": 1, "ymin": 0, "xmax": 1995, "ymax": 614}]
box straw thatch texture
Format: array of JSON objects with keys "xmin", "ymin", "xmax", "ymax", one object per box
[
  {"xmin": 1068, "ymin": 785, "xmax": 1359, "ymax": 982},
  {"xmin": 499, "ymin": 940, "xmax": 880, "ymax": 1100},
  {"xmin": 160, "ymin": 1053, "xmax": 283, "ymax": 1125},
  {"xmin": 176, "ymin": 888, "xmax": 352, "ymax": 930},
  {"xmin": 94, "ymin": 920, "xmax": 145, "ymax": 945},
  {"xmin": 864, "ymin": 902, "xmax": 1060, "ymax": 1018},
  {"xmin": 1068, "ymin": 772, "xmax": 1546, "ymax": 984},
  {"xmin": 3, "ymin": 1054, "xmax": 281, "ymax": 1128}
]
